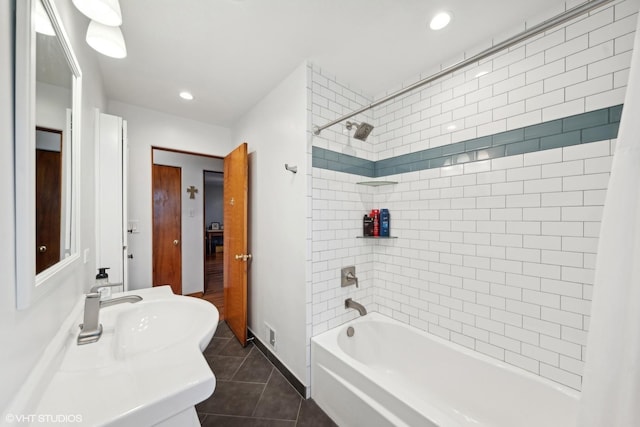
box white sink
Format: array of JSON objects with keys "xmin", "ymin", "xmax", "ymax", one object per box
[
  {"xmin": 24, "ymin": 286, "xmax": 219, "ymax": 426},
  {"xmin": 114, "ymin": 298, "xmax": 215, "ymax": 359}
]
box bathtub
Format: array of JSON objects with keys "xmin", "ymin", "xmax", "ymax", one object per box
[{"xmin": 311, "ymin": 313, "xmax": 579, "ymax": 427}]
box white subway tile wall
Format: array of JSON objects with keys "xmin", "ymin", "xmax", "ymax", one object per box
[
  {"xmin": 310, "ymin": 64, "xmax": 377, "ymax": 161},
  {"xmin": 372, "ymin": 1, "xmax": 636, "ymax": 159},
  {"xmin": 309, "ymin": 0, "xmax": 637, "ymax": 391},
  {"xmin": 371, "ymin": 140, "xmax": 613, "ymax": 390}
]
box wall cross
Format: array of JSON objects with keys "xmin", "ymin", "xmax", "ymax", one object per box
[{"xmin": 187, "ymin": 185, "xmax": 198, "ymax": 199}]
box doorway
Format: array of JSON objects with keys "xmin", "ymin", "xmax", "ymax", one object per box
[
  {"xmin": 151, "ymin": 144, "xmax": 249, "ymax": 345},
  {"xmin": 151, "ymin": 147, "xmax": 224, "ymax": 300},
  {"xmin": 203, "ymin": 171, "xmax": 224, "ymax": 317},
  {"xmin": 152, "ymin": 164, "xmax": 182, "ymax": 294},
  {"xmin": 35, "ymin": 127, "xmax": 63, "ymax": 274}
]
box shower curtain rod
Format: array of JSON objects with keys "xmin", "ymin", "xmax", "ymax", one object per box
[{"xmin": 313, "ymin": 0, "xmax": 614, "ymax": 136}]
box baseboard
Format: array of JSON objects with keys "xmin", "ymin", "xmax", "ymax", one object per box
[{"xmin": 247, "ymin": 328, "xmax": 307, "ymax": 398}]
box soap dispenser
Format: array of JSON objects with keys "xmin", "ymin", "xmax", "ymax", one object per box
[{"xmin": 95, "ymin": 267, "xmax": 111, "ymax": 299}]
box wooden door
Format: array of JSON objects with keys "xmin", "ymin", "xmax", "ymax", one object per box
[
  {"xmin": 36, "ymin": 148, "xmax": 61, "ymax": 273},
  {"xmin": 152, "ymin": 164, "xmax": 182, "ymax": 294},
  {"xmin": 224, "ymin": 143, "xmax": 249, "ymax": 346}
]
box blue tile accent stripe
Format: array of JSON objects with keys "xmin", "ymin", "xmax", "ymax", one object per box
[
  {"xmin": 312, "ymin": 146, "xmax": 376, "ymax": 177},
  {"xmin": 312, "ymin": 104, "xmax": 622, "ymax": 178}
]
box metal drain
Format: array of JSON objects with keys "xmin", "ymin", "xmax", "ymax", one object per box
[{"xmin": 346, "ymin": 326, "xmax": 355, "ymax": 337}]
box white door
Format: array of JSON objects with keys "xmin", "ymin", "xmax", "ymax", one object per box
[{"xmin": 95, "ymin": 110, "xmax": 128, "ymax": 290}]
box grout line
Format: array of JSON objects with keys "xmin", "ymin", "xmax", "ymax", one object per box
[
  {"xmin": 201, "ymin": 330, "xmax": 308, "ymax": 422},
  {"xmin": 227, "ymin": 345, "xmax": 253, "ymax": 380},
  {"xmin": 245, "ymin": 414, "xmax": 302, "ymax": 422},
  {"xmin": 294, "ymin": 398, "xmax": 303, "ymax": 426},
  {"xmin": 250, "ymin": 367, "xmax": 274, "ymax": 417},
  {"xmin": 199, "ymin": 412, "xmax": 299, "ymax": 422},
  {"xmin": 215, "ymin": 379, "xmax": 272, "ymax": 385}
]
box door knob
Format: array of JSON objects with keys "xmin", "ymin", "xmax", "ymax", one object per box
[
  {"xmin": 235, "ymin": 253, "xmax": 252, "ymax": 261},
  {"xmin": 173, "ymin": 240, "xmax": 179, "ymax": 246},
  {"xmin": 39, "ymin": 245, "xmax": 47, "ymax": 253}
]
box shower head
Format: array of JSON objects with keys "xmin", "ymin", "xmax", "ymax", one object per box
[{"xmin": 345, "ymin": 121, "xmax": 374, "ymax": 141}]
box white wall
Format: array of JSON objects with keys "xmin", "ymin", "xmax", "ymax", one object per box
[
  {"xmin": 107, "ymin": 101, "xmax": 233, "ymax": 291},
  {"xmin": 310, "ymin": 0, "xmax": 638, "ymax": 391},
  {"xmin": 232, "ymin": 63, "xmax": 310, "ymax": 388},
  {"xmin": 372, "ymin": 0, "xmax": 636, "ymax": 157},
  {"xmin": 309, "ymin": 63, "xmax": 378, "ymax": 331},
  {"xmin": 371, "ymin": 143, "xmax": 613, "ymax": 390},
  {"xmin": 153, "ymin": 149, "xmax": 223, "ymax": 295},
  {"xmin": 311, "ymin": 65, "xmax": 375, "ymax": 160},
  {"xmin": 0, "ymin": 0, "xmax": 107, "ymax": 410},
  {"xmin": 36, "ymin": 81, "xmax": 70, "ymax": 130}
]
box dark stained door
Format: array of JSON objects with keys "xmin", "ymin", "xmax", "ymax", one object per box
[
  {"xmin": 152, "ymin": 164, "xmax": 182, "ymax": 294},
  {"xmin": 36, "ymin": 148, "xmax": 61, "ymax": 273},
  {"xmin": 224, "ymin": 143, "xmax": 249, "ymax": 346}
]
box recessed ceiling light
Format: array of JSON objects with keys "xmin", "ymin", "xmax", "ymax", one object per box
[
  {"xmin": 179, "ymin": 91, "xmax": 194, "ymax": 100},
  {"xmin": 475, "ymin": 70, "xmax": 489, "ymax": 78},
  {"xmin": 429, "ymin": 11, "xmax": 451, "ymax": 30}
]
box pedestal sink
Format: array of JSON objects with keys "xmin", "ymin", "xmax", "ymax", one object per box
[
  {"xmin": 114, "ymin": 298, "xmax": 216, "ymax": 358},
  {"xmin": 6, "ymin": 286, "xmax": 219, "ymax": 427}
]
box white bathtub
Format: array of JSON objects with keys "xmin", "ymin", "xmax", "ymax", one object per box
[{"xmin": 311, "ymin": 313, "xmax": 579, "ymax": 427}]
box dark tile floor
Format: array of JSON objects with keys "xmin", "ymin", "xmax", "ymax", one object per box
[{"xmin": 196, "ymin": 322, "xmax": 337, "ymax": 427}]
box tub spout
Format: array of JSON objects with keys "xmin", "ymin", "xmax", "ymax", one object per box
[{"xmin": 345, "ymin": 298, "xmax": 367, "ymax": 316}]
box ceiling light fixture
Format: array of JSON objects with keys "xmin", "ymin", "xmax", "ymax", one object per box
[
  {"xmin": 179, "ymin": 91, "xmax": 194, "ymax": 100},
  {"xmin": 430, "ymin": 11, "xmax": 452, "ymax": 30},
  {"xmin": 35, "ymin": 0, "xmax": 55, "ymax": 36},
  {"xmin": 72, "ymin": 0, "xmax": 122, "ymax": 26},
  {"xmin": 86, "ymin": 20, "xmax": 127, "ymax": 58}
]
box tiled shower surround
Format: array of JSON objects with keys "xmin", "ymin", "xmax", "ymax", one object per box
[{"xmin": 309, "ymin": 0, "xmax": 638, "ymax": 391}]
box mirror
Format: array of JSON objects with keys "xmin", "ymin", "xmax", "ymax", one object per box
[
  {"xmin": 35, "ymin": 127, "xmax": 64, "ymax": 274},
  {"xmin": 35, "ymin": 23, "xmax": 73, "ymax": 274},
  {"xmin": 15, "ymin": 0, "xmax": 82, "ymax": 308}
]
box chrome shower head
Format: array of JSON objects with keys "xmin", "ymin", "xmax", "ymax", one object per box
[{"xmin": 345, "ymin": 121, "xmax": 374, "ymax": 141}]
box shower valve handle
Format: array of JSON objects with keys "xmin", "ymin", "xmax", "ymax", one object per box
[{"xmin": 346, "ymin": 272, "xmax": 359, "ymax": 288}]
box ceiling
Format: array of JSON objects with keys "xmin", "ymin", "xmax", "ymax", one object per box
[{"xmin": 96, "ymin": 0, "xmax": 569, "ymax": 128}]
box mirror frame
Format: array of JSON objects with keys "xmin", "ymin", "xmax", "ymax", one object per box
[{"xmin": 15, "ymin": 0, "xmax": 83, "ymax": 309}]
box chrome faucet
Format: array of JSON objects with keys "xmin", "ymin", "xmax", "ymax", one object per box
[
  {"xmin": 345, "ymin": 298, "xmax": 367, "ymax": 316},
  {"xmin": 78, "ymin": 284, "xmax": 142, "ymax": 345}
]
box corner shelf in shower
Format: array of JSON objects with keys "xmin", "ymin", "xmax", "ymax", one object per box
[
  {"xmin": 356, "ymin": 181, "xmax": 398, "ymax": 187},
  {"xmin": 357, "ymin": 236, "xmax": 398, "ymax": 239}
]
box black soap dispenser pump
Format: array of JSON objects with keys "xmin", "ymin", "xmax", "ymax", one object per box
[{"xmin": 96, "ymin": 267, "xmax": 110, "ymax": 298}]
